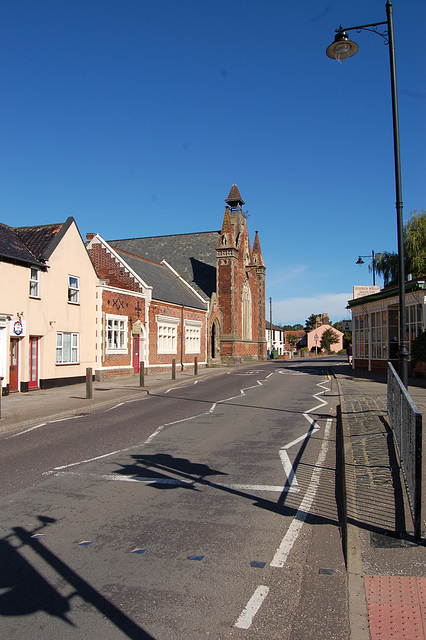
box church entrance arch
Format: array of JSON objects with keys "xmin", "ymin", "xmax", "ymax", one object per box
[{"xmin": 210, "ymin": 320, "xmax": 220, "ymax": 360}]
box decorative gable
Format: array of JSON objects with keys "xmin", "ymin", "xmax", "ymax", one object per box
[{"xmin": 88, "ymin": 238, "xmax": 143, "ymax": 293}]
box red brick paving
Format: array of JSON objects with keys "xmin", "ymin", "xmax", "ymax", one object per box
[{"xmin": 365, "ymin": 575, "xmax": 426, "ymax": 639}]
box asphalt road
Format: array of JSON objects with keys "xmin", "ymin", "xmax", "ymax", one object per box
[{"xmin": 0, "ymin": 360, "xmax": 349, "ymax": 639}]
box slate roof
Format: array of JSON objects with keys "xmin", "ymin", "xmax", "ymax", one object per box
[
  {"xmin": 0, "ymin": 223, "xmax": 45, "ymax": 268},
  {"xmin": 115, "ymin": 249, "xmax": 208, "ymax": 311},
  {"xmin": 109, "ymin": 231, "xmax": 220, "ymax": 300}
]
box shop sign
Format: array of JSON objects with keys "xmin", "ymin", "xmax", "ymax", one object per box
[
  {"xmin": 10, "ymin": 319, "xmax": 26, "ymax": 337},
  {"xmin": 353, "ymin": 285, "xmax": 381, "ymax": 299}
]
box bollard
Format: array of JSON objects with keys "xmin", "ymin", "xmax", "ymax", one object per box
[
  {"xmin": 172, "ymin": 359, "xmax": 176, "ymax": 380},
  {"xmin": 194, "ymin": 357, "xmax": 198, "ymax": 376},
  {"xmin": 139, "ymin": 362, "xmax": 145, "ymax": 387},
  {"xmin": 0, "ymin": 377, "xmax": 3, "ymax": 419},
  {"xmin": 86, "ymin": 367, "xmax": 93, "ymax": 399}
]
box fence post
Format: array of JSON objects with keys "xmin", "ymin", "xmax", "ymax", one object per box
[
  {"xmin": 86, "ymin": 368, "xmax": 92, "ymax": 399},
  {"xmin": 194, "ymin": 357, "xmax": 198, "ymax": 376},
  {"xmin": 139, "ymin": 362, "xmax": 145, "ymax": 387},
  {"xmin": 172, "ymin": 359, "xmax": 176, "ymax": 380}
]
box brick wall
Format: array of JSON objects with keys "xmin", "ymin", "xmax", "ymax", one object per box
[{"xmin": 89, "ymin": 242, "xmax": 142, "ymax": 293}]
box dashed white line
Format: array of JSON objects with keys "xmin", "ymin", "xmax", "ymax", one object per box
[{"xmin": 235, "ymin": 585, "xmax": 270, "ymax": 629}]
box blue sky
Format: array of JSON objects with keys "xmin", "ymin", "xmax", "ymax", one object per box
[{"xmin": 1, "ymin": 0, "xmax": 425, "ymax": 325}]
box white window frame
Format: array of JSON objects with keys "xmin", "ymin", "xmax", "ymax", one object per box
[
  {"xmin": 106, "ymin": 314, "xmax": 128, "ymax": 353},
  {"xmin": 29, "ymin": 268, "xmax": 40, "ymax": 298},
  {"xmin": 56, "ymin": 332, "xmax": 79, "ymax": 364},
  {"xmin": 157, "ymin": 315, "xmax": 179, "ymax": 354},
  {"xmin": 68, "ymin": 275, "xmax": 80, "ymax": 304},
  {"xmin": 184, "ymin": 319, "xmax": 202, "ymax": 354}
]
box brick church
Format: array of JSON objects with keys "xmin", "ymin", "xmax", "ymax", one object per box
[{"xmin": 106, "ymin": 184, "xmax": 267, "ymax": 367}]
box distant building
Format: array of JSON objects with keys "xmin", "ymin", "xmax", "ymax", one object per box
[
  {"xmin": 305, "ymin": 324, "xmax": 344, "ymax": 353},
  {"xmin": 265, "ymin": 321, "xmax": 285, "ymax": 355}
]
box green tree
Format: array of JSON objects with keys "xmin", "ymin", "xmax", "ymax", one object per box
[
  {"xmin": 333, "ymin": 321, "xmax": 352, "ymax": 348},
  {"xmin": 282, "ymin": 323, "xmax": 304, "ymax": 331},
  {"xmin": 405, "ymin": 210, "xmax": 426, "ymax": 278},
  {"xmin": 305, "ymin": 314, "xmax": 320, "ymax": 332},
  {"xmin": 373, "ymin": 210, "xmax": 426, "ymax": 286},
  {"xmin": 373, "ymin": 251, "xmax": 400, "ymax": 287},
  {"xmin": 411, "ymin": 330, "xmax": 426, "ymax": 362},
  {"xmin": 320, "ymin": 328, "xmax": 339, "ymax": 354}
]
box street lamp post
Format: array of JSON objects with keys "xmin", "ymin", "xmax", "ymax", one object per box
[
  {"xmin": 356, "ymin": 250, "xmax": 376, "ymax": 286},
  {"xmin": 326, "ymin": 0, "xmax": 408, "ymax": 388}
]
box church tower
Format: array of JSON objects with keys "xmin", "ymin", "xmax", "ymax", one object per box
[{"xmin": 215, "ymin": 185, "xmax": 266, "ymax": 363}]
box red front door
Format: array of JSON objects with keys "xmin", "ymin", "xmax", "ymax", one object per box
[
  {"xmin": 9, "ymin": 338, "xmax": 19, "ymax": 392},
  {"xmin": 29, "ymin": 337, "xmax": 39, "ymax": 389},
  {"xmin": 132, "ymin": 336, "xmax": 140, "ymax": 374}
]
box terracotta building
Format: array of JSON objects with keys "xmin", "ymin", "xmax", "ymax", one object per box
[
  {"xmin": 108, "ymin": 185, "xmax": 267, "ymax": 365},
  {"xmin": 86, "ymin": 235, "xmax": 208, "ymax": 378}
]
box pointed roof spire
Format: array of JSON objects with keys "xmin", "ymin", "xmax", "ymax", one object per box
[
  {"xmin": 252, "ymin": 230, "xmax": 264, "ymax": 266},
  {"xmin": 225, "ymin": 184, "xmax": 245, "ymax": 208},
  {"xmin": 217, "ymin": 206, "xmax": 235, "ymax": 249}
]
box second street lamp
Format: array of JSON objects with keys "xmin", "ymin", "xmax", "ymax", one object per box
[
  {"xmin": 326, "ymin": 0, "xmax": 408, "ymax": 388},
  {"xmin": 356, "ymin": 251, "xmax": 376, "ymax": 286}
]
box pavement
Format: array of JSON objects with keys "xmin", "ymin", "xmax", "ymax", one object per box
[
  {"xmin": 1, "ymin": 359, "xmax": 425, "ymax": 639},
  {"xmin": 335, "ymin": 364, "xmax": 426, "ymax": 640}
]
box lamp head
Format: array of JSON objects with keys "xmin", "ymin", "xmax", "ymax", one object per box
[
  {"xmin": 356, "ymin": 256, "xmax": 365, "ymax": 265},
  {"xmin": 326, "ymin": 28, "xmax": 359, "ymax": 63}
]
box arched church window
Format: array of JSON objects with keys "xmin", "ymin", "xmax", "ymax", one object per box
[{"xmin": 242, "ymin": 279, "xmax": 252, "ymax": 340}]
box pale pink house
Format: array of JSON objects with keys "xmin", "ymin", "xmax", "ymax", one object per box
[{"xmin": 306, "ymin": 324, "xmax": 344, "ymax": 353}]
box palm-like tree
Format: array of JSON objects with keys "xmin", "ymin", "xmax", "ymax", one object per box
[{"xmin": 372, "ymin": 211, "xmax": 426, "ymax": 287}]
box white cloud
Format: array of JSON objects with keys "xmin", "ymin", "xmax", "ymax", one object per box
[
  {"xmin": 270, "ymin": 293, "xmax": 352, "ymax": 326},
  {"xmin": 267, "ymin": 264, "xmax": 308, "ymax": 287}
]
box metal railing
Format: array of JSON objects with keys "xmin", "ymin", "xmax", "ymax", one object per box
[{"xmin": 387, "ymin": 363, "xmax": 423, "ymax": 539}]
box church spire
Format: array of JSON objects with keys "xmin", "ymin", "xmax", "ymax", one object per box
[
  {"xmin": 217, "ymin": 205, "xmax": 235, "ymax": 249},
  {"xmin": 225, "ymin": 184, "xmax": 245, "ymax": 211},
  {"xmin": 252, "ymin": 230, "xmax": 264, "ymax": 267}
]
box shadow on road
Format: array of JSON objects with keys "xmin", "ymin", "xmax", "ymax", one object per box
[{"xmin": 0, "ymin": 516, "xmax": 155, "ymax": 638}]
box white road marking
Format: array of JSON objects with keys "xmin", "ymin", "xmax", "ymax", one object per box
[
  {"xmin": 279, "ymin": 450, "xmax": 299, "ymax": 487},
  {"xmin": 45, "ymin": 471, "xmax": 300, "ymax": 493},
  {"xmin": 281, "ymin": 427, "xmax": 320, "ymax": 451},
  {"xmin": 104, "ymin": 402, "xmax": 125, "ymax": 411},
  {"xmin": 235, "ymin": 585, "xmax": 270, "ymax": 629},
  {"xmin": 278, "ymin": 370, "xmax": 307, "ymax": 375},
  {"xmin": 270, "ymin": 418, "xmax": 332, "ymax": 568},
  {"xmin": 6, "ymin": 423, "xmax": 47, "ymax": 438}
]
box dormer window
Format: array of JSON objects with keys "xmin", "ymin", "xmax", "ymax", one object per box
[
  {"xmin": 29, "ymin": 268, "xmax": 40, "ymax": 298},
  {"xmin": 68, "ymin": 276, "xmax": 79, "ymax": 304}
]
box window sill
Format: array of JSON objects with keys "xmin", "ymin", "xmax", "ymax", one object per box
[{"xmin": 56, "ymin": 362, "xmax": 80, "ymax": 366}]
